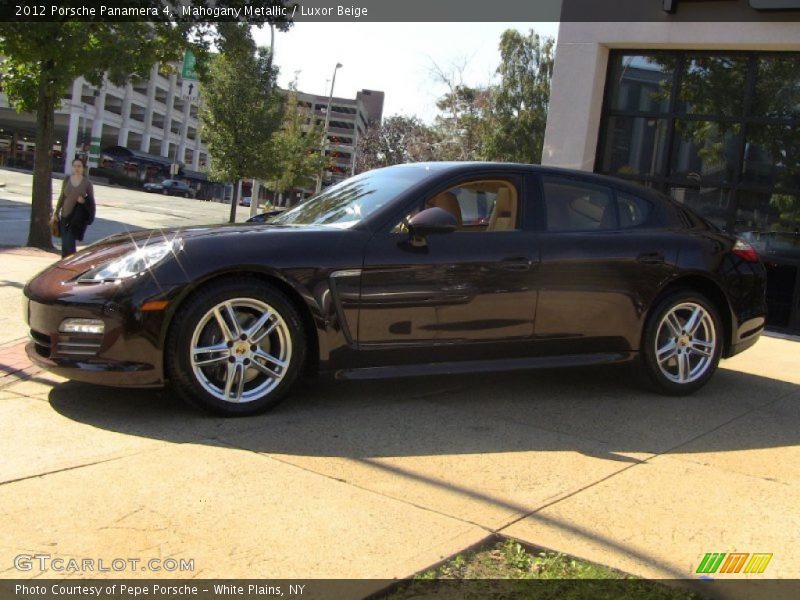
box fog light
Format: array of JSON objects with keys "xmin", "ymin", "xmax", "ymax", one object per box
[{"xmin": 58, "ymin": 318, "xmax": 105, "ymax": 334}]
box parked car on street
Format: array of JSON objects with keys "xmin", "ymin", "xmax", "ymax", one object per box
[
  {"xmin": 245, "ymin": 208, "xmax": 287, "ymax": 223},
  {"xmin": 143, "ymin": 179, "xmax": 195, "ymax": 198},
  {"xmin": 24, "ymin": 162, "xmax": 767, "ymax": 416}
]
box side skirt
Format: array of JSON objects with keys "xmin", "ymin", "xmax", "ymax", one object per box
[{"xmin": 331, "ymin": 351, "xmax": 636, "ymax": 381}]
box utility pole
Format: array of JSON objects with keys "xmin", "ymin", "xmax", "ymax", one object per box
[{"xmin": 315, "ymin": 62, "xmax": 342, "ymax": 194}]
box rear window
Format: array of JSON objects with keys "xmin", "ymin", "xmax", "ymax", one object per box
[
  {"xmin": 616, "ymin": 191, "xmax": 653, "ymax": 228},
  {"xmin": 542, "ymin": 178, "xmax": 616, "ymax": 232}
]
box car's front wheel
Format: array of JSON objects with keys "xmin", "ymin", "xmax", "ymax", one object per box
[
  {"xmin": 642, "ymin": 290, "xmax": 722, "ymax": 395},
  {"xmin": 166, "ymin": 279, "xmax": 306, "ymax": 416}
]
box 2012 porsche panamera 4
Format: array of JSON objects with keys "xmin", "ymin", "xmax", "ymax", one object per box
[{"xmin": 24, "ymin": 162, "xmax": 767, "ymax": 416}]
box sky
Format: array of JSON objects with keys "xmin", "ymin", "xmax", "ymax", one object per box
[{"xmin": 252, "ymin": 22, "xmax": 560, "ymax": 123}]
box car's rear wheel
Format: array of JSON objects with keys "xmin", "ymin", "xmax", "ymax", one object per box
[
  {"xmin": 642, "ymin": 290, "xmax": 722, "ymax": 395},
  {"xmin": 167, "ymin": 279, "xmax": 306, "ymax": 416}
]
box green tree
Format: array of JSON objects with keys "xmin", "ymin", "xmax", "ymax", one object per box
[
  {"xmin": 0, "ymin": 6, "xmax": 292, "ymax": 249},
  {"xmin": 355, "ymin": 115, "xmax": 437, "ymax": 172},
  {"xmin": 0, "ymin": 22, "xmax": 188, "ymax": 248},
  {"xmin": 431, "ymin": 85, "xmax": 491, "ymax": 161},
  {"xmin": 429, "ymin": 59, "xmax": 491, "ymax": 161},
  {"xmin": 267, "ymin": 84, "xmax": 328, "ymax": 204},
  {"xmin": 200, "ymin": 24, "xmax": 284, "ymax": 222},
  {"xmin": 483, "ymin": 29, "xmax": 554, "ymax": 164}
]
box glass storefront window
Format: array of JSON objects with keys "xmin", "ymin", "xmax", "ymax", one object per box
[
  {"xmin": 671, "ymin": 121, "xmax": 741, "ymax": 185},
  {"xmin": 679, "ymin": 55, "xmax": 748, "ymax": 117},
  {"xmin": 742, "ymin": 123, "xmax": 800, "ymax": 191},
  {"xmin": 599, "ymin": 116, "xmax": 668, "ymax": 177},
  {"xmin": 669, "ymin": 186, "xmax": 732, "ymax": 230},
  {"xmin": 753, "ymin": 56, "xmax": 800, "ymax": 120},
  {"xmin": 607, "ymin": 55, "xmax": 673, "ymax": 113},
  {"xmin": 599, "ymin": 50, "xmax": 800, "ymax": 331},
  {"xmin": 736, "ymin": 190, "xmax": 800, "ymax": 260}
]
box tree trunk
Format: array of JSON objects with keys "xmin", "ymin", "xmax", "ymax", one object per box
[
  {"xmin": 228, "ymin": 179, "xmax": 239, "ymax": 223},
  {"xmin": 27, "ymin": 79, "xmax": 56, "ymax": 249}
]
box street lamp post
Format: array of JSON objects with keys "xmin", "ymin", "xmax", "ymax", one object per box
[{"xmin": 315, "ymin": 62, "xmax": 342, "ymax": 194}]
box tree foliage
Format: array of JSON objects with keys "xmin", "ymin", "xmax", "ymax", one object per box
[
  {"xmin": 483, "ymin": 29, "xmax": 554, "ymax": 164},
  {"xmin": 0, "ymin": 4, "xmax": 293, "ymax": 248},
  {"xmin": 355, "ymin": 115, "xmax": 438, "ymax": 173},
  {"xmin": 200, "ymin": 23, "xmax": 284, "ymax": 221},
  {"xmin": 357, "ymin": 29, "xmax": 554, "ymax": 171},
  {"xmin": 267, "ymin": 83, "xmax": 329, "ymax": 199}
]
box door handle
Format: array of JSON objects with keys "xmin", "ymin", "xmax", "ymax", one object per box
[
  {"xmin": 500, "ymin": 257, "xmax": 533, "ymax": 271},
  {"xmin": 637, "ymin": 252, "xmax": 665, "ymax": 264}
]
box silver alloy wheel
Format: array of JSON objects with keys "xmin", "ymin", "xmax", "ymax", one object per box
[
  {"xmin": 189, "ymin": 298, "xmax": 292, "ymax": 404},
  {"xmin": 655, "ymin": 302, "xmax": 716, "ymax": 384}
]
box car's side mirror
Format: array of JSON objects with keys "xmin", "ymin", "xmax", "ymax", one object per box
[{"xmin": 407, "ymin": 207, "xmax": 458, "ymax": 238}]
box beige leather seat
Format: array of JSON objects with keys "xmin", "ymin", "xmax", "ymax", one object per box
[
  {"xmin": 426, "ymin": 191, "xmax": 463, "ymax": 226},
  {"xmin": 488, "ymin": 187, "xmax": 517, "ymax": 231}
]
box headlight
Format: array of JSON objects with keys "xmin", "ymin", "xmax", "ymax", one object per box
[{"xmin": 79, "ymin": 240, "xmax": 177, "ymax": 283}]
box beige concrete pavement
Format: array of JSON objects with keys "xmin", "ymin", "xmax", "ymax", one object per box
[
  {"xmin": 0, "ymin": 247, "xmax": 58, "ymax": 345},
  {"xmin": 1, "ymin": 241, "xmax": 800, "ymax": 591}
]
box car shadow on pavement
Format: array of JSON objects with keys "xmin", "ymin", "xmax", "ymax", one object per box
[
  {"xmin": 47, "ymin": 363, "xmax": 800, "ymax": 460},
  {"xmin": 43, "ymin": 363, "xmax": 800, "ymax": 583}
]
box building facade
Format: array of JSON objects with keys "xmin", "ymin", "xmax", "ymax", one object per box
[
  {"xmin": 295, "ymin": 88, "xmax": 384, "ymax": 188},
  {"xmin": 0, "ymin": 63, "xmax": 208, "ymax": 183},
  {"xmin": 543, "ymin": 1, "xmax": 800, "ymax": 333}
]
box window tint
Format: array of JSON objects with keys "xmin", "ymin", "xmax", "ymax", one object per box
[
  {"xmin": 616, "ymin": 192, "xmax": 653, "ymax": 228},
  {"xmin": 542, "ymin": 178, "xmax": 616, "ymax": 232}
]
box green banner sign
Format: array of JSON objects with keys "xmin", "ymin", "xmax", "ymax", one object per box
[{"xmin": 182, "ymin": 50, "xmax": 197, "ymax": 80}]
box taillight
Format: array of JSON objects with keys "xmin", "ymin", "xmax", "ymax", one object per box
[{"xmin": 732, "ymin": 239, "xmax": 759, "ymax": 262}]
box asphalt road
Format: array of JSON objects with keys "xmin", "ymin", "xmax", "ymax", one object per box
[{"xmin": 0, "ymin": 168, "xmax": 255, "ymax": 248}]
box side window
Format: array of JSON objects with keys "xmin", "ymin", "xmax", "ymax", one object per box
[
  {"xmin": 542, "ymin": 178, "xmax": 616, "ymax": 232},
  {"xmin": 616, "ymin": 192, "xmax": 653, "ymax": 228},
  {"xmin": 393, "ymin": 179, "xmax": 520, "ymax": 233}
]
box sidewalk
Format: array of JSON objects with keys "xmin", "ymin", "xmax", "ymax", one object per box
[
  {"xmin": 0, "ymin": 246, "xmax": 59, "ymax": 345},
  {"xmin": 0, "ymin": 247, "xmax": 54, "ymax": 389},
  {"xmin": 1, "ymin": 245, "xmax": 799, "ymax": 593}
]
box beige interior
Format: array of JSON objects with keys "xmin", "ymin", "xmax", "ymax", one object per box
[
  {"xmin": 410, "ymin": 180, "xmax": 519, "ymax": 233},
  {"xmin": 488, "ymin": 186, "xmax": 518, "ymax": 231},
  {"xmin": 426, "ymin": 191, "xmax": 463, "ymax": 226}
]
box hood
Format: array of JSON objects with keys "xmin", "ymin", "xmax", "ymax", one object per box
[{"xmin": 54, "ymin": 222, "xmax": 338, "ymax": 275}]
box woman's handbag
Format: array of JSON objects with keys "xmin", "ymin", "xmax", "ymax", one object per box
[{"xmin": 50, "ymin": 216, "xmax": 61, "ymax": 238}]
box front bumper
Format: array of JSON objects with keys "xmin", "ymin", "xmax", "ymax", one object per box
[{"xmin": 25, "ymin": 297, "xmax": 166, "ymax": 387}]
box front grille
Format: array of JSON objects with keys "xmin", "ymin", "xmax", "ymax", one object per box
[
  {"xmin": 29, "ymin": 329, "xmax": 52, "ymax": 358},
  {"xmin": 56, "ymin": 335, "xmax": 103, "ymax": 357}
]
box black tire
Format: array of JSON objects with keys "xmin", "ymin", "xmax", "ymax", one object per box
[
  {"xmin": 642, "ymin": 289, "xmax": 723, "ymax": 395},
  {"xmin": 166, "ymin": 278, "xmax": 307, "ymax": 416},
  {"xmin": 184, "ymin": 192, "xmax": 190, "ymax": 198}
]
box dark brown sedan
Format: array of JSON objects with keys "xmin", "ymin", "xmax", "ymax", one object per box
[{"xmin": 24, "ymin": 163, "xmax": 767, "ymax": 416}]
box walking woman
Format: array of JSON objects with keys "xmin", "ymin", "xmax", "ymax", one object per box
[{"xmin": 52, "ymin": 158, "xmax": 96, "ymax": 258}]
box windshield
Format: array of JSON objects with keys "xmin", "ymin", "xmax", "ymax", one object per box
[{"xmin": 271, "ymin": 166, "xmax": 432, "ymax": 228}]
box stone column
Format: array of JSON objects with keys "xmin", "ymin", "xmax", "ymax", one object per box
[
  {"xmin": 117, "ymin": 82, "xmax": 133, "ymax": 147},
  {"xmin": 161, "ymin": 73, "xmax": 177, "ymax": 158},
  {"xmin": 88, "ymin": 80, "xmax": 107, "ymax": 170},
  {"xmin": 177, "ymin": 100, "xmax": 191, "ymax": 164},
  {"xmin": 141, "ymin": 63, "xmax": 159, "ymax": 153},
  {"xmin": 63, "ymin": 78, "xmax": 84, "ymax": 174}
]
